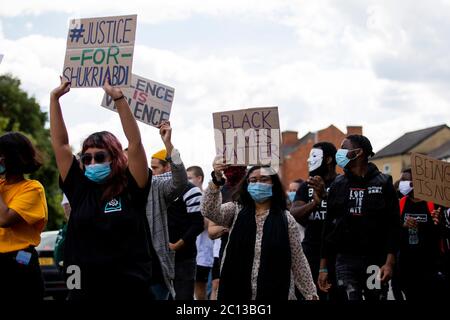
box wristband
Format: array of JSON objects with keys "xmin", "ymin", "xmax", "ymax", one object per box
[
  {"xmin": 319, "ymin": 268, "xmax": 328, "ymax": 273},
  {"xmin": 113, "ymin": 94, "xmax": 125, "ymax": 101}
]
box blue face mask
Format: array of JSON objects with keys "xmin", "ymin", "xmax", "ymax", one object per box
[
  {"xmin": 336, "ymin": 149, "xmax": 359, "ymax": 169},
  {"xmin": 0, "ymin": 164, "xmax": 5, "ymax": 175},
  {"xmin": 288, "ymin": 191, "xmax": 296, "ymax": 202},
  {"xmin": 84, "ymin": 163, "xmax": 111, "ymax": 183},
  {"xmin": 247, "ymin": 182, "xmax": 273, "ymax": 203}
]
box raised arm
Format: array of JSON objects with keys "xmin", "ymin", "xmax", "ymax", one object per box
[
  {"xmin": 157, "ymin": 121, "xmax": 189, "ymax": 201},
  {"xmin": 103, "ymin": 81, "xmax": 148, "ymax": 188},
  {"xmin": 200, "ymin": 182, "xmax": 236, "ymax": 227},
  {"xmin": 50, "ymin": 77, "xmax": 73, "ymax": 181},
  {"xmin": 200, "ymin": 158, "xmax": 236, "ymax": 227}
]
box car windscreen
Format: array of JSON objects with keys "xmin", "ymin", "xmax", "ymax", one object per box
[{"xmin": 36, "ymin": 232, "xmax": 58, "ymax": 251}]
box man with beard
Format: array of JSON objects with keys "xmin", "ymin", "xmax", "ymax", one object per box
[{"xmin": 290, "ymin": 142, "xmax": 338, "ymax": 300}]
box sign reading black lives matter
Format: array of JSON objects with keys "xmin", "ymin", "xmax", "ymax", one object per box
[
  {"xmin": 101, "ymin": 74, "xmax": 175, "ymax": 128},
  {"xmin": 63, "ymin": 14, "xmax": 137, "ymax": 88},
  {"xmin": 213, "ymin": 107, "xmax": 281, "ymax": 168}
]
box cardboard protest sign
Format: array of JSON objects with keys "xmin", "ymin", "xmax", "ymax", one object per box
[
  {"xmin": 101, "ymin": 74, "xmax": 174, "ymax": 127},
  {"xmin": 63, "ymin": 14, "xmax": 137, "ymax": 88},
  {"xmin": 213, "ymin": 107, "xmax": 281, "ymax": 168},
  {"xmin": 411, "ymin": 153, "xmax": 450, "ymax": 207},
  {"xmin": 0, "ymin": 54, "xmax": 3, "ymax": 64}
]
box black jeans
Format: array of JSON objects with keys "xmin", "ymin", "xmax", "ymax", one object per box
[
  {"xmin": 173, "ymin": 256, "xmax": 196, "ymax": 300},
  {"xmin": 335, "ymin": 254, "xmax": 388, "ymax": 301},
  {"xmin": 0, "ymin": 247, "xmax": 44, "ymax": 301}
]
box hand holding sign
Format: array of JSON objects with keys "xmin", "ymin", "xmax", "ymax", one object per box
[
  {"xmin": 157, "ymin": 120, "xmax": 173, "ymax": 155},
  {"xmin": 51, "ymin": 77, "xmax": 71, "ymax": 99},
  {"xmin": 212, "ymin": 155, "xmax": 229, "ymax": 180},
  {"xmin": 103, "ymin": 77, "xmax": 123, "ymax": 100}
]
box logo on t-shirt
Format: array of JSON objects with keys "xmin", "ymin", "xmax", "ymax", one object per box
[
  {"xmin": 349, "ymin": 188, "xmax": 365, "ymax": 216},
  {"xmin": 367, "ymin": 186, "xmax": 382, "ymax": 194},
  {"xmin": 404, "ymin": 213, "xmax": 428, "ymax": 223},
  {"xmin": 104, "ymin": 197, "xmax": 122, "ymax": 213},
  {"xmin": 307, "ymin": 187, "xmax": 328, "ymax": 221}
]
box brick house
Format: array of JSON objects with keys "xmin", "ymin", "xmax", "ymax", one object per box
[{"xmin": 280, "ymin": 125, "xmax": 363, "ymax": 188}]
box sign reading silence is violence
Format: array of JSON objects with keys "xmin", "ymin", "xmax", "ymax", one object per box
[
  {"xmin": 213, "ymin": 107, "xmax": 281, "ymax": 170},
  {"xmin": 101, "ymin": 74, "xmax": 175, "ymax": 128},
  {"xmin": 63, "ymin": 14, "xmax": 137, "ymax": 88},
  {"xmin": 411, "ymin": 153, "xmax": 450, "ymax": 208}
]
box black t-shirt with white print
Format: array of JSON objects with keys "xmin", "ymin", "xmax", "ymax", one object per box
[
  {"xmin": 400, "ymin": 197, "xmax": 440, "ymax": 259},
  {"xmin": 60, "ymin": 156, "xmax": 152, "ymax": 290},
  {"xmin": 294, "ymin": 180, "xmax": 332, "ymax": 256}
]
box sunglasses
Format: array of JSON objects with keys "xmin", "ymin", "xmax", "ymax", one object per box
[{"xmin": 81, "ymin": 151, "xmax": 110, "ymax": 165}]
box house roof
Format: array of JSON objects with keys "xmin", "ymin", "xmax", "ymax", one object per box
[
  {"xmin": 428, "ymin": 140, "xmax": 450, "ymax": 160},
  {"xmin": 372, "ymin": 124, "xmax": 449, "ymax": 159}
]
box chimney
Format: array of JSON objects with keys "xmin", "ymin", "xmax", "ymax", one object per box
[
  {"xmin": 282, "ymin": 131, "xmax": 298, "ymax": 146},
  {"xmin": 346, "ymin": 126, "xmax": 363, "ymax": 136}
]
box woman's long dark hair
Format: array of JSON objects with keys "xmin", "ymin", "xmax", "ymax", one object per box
[
  {"xmin": 82, "ymin": 131, "xmax": 127, "ymax": 201},
  {"xmin": 233, "ymin": 166, "xmax": 287, "ymax": 213},
  {"xmin": 0, "ymin": 132, "xmax": 42, "ymax": 175}
]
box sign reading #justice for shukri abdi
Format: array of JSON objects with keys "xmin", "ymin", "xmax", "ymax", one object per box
[{"xmin": 62, "ymin": 14, "xmax": 137, "ymax": 88}]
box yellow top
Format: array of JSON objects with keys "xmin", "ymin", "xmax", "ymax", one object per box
[
  {"xmin": 0, "ymin": 179, "xmax": 48, "ymax": 253},
  {"xmin": 152, "ymin": 149, "xmax": 167, "ymax": 161}
]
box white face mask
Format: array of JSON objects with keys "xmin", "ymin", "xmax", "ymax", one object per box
[
  {"xmin": 399, "ymin": 180, "xmax": 413, "ymax": 196},
  {"xmin": 307, "ymin": 148, "xmax": 324, "ymax": 172}
]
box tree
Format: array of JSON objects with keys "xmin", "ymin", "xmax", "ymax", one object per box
[{"xmin": 0, "ymin": 74, "xmax": 64, "ymax": 230}]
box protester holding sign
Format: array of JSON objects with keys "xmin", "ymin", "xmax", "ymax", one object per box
[
  {"xmin": 144, "ymin": 130, "xmax": 190, "ymax": 300},
  {"xmin": 319, "ymin": 135, "xmax": 400, "ymax": 301},
  {"xmin": 0, "ymin": 132, "xmax": 48, "ymax": 301},
  {"xmin": 50, "ymin": 77, "xmax": 152, "ymax": 300},
  {"xmin": 397, "ymin": 168, "xmax": 442, "ymax": 300},
  {"xmin": 200, "ymin": 157, "xmax": 318, "ymax": 301},
  {"xmin": 153, "ymin": 155, "xmax": 203, "ymax": 300}
]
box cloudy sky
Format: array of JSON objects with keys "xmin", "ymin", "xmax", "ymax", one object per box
[{"xmin": 1, "ymin": 0, "xmax": 449, "ymax": 181}]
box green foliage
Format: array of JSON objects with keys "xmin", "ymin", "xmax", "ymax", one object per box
[{"xmin": 0, "ymin": 74, "xmax": 64, "ymax": 230}]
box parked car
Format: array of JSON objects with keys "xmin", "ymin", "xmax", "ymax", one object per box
[{"xmin": 36, "ymin": 230, "xmax": 68, "ymax": 300}]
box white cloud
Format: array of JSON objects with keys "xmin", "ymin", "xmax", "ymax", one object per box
[
  {"xmin": 0, "ymin": 0, "xmax": 290, "ymax": 24},
  {"xmin": 0, "ymin": 1, "xmax": 449, "ymax": 179}
]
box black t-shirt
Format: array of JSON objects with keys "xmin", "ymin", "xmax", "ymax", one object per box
[
  {"xmin": 400, "ymin": 198, "xmax": 440, "ymax": 260},
  {"xmin": 60, "ymin": 157, "xmax": 152, "ymax": 286},
  {"xmin": 322, "ymin": 164, "xmax": 401, "ymax": 259},
  {"xmin": 294, "ymin": 181, "xmax": 332, "ymax": 256}
]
